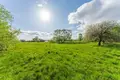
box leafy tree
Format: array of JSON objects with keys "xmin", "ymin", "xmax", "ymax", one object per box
[
  {"xmin": 20, "ymin": 39, "xmax": 26, "ymax": 42},
  {"xmin": 0, "ymin": 4, "xmax": 13, "ymax": 23},
  {"xmin": 78, "ymin": 33, "xmax": 82, "ymax": 41},
  {"xmin": 40, "ymin": 39, "xmax": 45, "ymax": 42},
  {"xmin": 111, "ymin": 25, "xmax": 120, "ymax": 42},
  {"xmin": 32, "ymin": 36, "xmax": 40, "ymax": 42},
  {"xmin": 0, "ymin": 4, "xmax": 19, "ymax": 51},
  {"xmin": 84, "ymin": 21, "xmax": 118, "ymax": 46},
  {"xmin": 53, "ymin": 29, "xmax": 72, "ymax": 43}
]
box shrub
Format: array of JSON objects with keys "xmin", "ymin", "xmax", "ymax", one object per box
[{"xmin": 0, "ymin": 42, "xmax": 6, "ymax": 51}]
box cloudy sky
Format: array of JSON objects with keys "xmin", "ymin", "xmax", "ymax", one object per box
[{"xmin": 0, "ymin": 0, "xmax": 120, "ymax": 40}]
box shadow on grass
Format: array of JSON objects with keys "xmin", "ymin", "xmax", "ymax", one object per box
[{"xmin": 102, "ymin": 43, "xmax": 120, "ymax": 49}]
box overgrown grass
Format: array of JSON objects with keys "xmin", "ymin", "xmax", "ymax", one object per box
[{"xmin": 0, "ymin": 42, "xmax": 120, "ymax": 80}]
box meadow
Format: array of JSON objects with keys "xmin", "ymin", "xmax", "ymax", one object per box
[{"xmin": 0, "ymin": 42, "xmax": 120, "ymax": 80}]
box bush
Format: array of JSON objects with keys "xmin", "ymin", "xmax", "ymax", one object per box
[
  {"xmin": 48, "ymin": 40, "xmax": 56, "ymax": 43},
  {"xmin": 0, "ymin": 42, "xmax": 6, "ymax": 51}
]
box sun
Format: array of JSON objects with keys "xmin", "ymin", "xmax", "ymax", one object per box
[{"xmin": 40, "ymin": 9, "xmax": 51, "ymax": 22}]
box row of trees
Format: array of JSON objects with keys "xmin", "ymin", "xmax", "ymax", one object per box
[
  {"xmin": 20, "ymin": 36, "xmax": 46, "ymax": 42},
  {"xmin": 52, "ymin": 21, "xmax": 120, "ymax": 46},
  {"xmin": 1, "ymin": 4, "xmax": 120, "ymax": 52},
  {"xmin": 51, "ymin": 29, "xmax": 82, "ymax": 44}
]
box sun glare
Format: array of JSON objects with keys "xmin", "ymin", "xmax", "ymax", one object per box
[{"xmin": 40, "ymin": 9, "xmax": 51, "ymax": 22}]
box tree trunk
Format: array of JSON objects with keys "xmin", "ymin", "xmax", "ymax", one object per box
[
  {"xmin": 98, "ymin": 35, "xmax": 102, "ymax": 46},
  {"xmin": 98, "ymin": 39, "xmax": 102, "ymax": 46},
  {"xmin": 102, "ymin": 40, "xmax": 105, "ymax": 44},
  {"xmin": 98, "ymin": 40, "xmax": 101, "ymax": 46}
]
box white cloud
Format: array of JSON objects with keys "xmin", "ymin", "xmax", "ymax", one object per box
[
  {"xmin": 68, "ymin": 0, "xmax": 120, "ymax": 26},
  {"xmin": 37, "ymin": 4, "xmax": 43, "ymax": 7},
  {"xmin": 18, "ymin": 30, "xmax": 53, "ymax": 40},
  {"xmin": 18, "ymin": 30, "xmax": 80, "ymax": 40},
  {"xmin": 36, "ymin": 0, "xmax": 49, "ymax": 7}
]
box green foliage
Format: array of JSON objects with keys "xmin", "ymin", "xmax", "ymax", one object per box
[
  {"xmin": 32, "ymin": 36, "xmax": 40, "ymax": 42},
  {"xmin": 48, "ymin": 40, "xmax": 56, "ymax": 43},
  {"xmin": 0, "ymin": 42, "xmax": 6, "ymax": 51},
  {"xmin": 0, "ymin": 4, "xmax": 13, "ymax": 23},
  {"xmin": 78, "ymin": 33, "xmax": 82, "ymax": 41},
  {"xmin": 0, "ymin": 42, "xmax": 120, "ymax": 80},
  {"xmin": 111, "ymin": 25, "xmax": 120, "ymax": 42},
  {"xmin": 0, "ymin": 4, "xmax": 19, "ymax": 51},
  {"xmin": 53, "ymin": 29, "xmax": 72, "ymax": 43},
  {"xmin": 59, "ymin": 40, "xmax": 86, "ymax": 44},
  {"xmin": 20, "ymin": 39, "xmax": 26, "ymax": 42},
  {"xmin": 0, "ymin": 21, "xmax": 19, "ymax": 51},
  {"xmin": 31, "ymin": 36, "xmax": 45, "ymax": 42}
]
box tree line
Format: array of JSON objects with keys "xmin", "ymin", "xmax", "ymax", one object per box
[
  {"xmin": 20, "ymin": 36, "xmax": 46, "ymax": 42},
  {"xmin": 52, "ymin": 21, "xmax": 120, "ymax": 46},
  {"xmin": 1, "ymin": 4, "xmax": 120, "ymax": 52}
]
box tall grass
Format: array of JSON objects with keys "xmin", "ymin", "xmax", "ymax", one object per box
[{"xmin": 0, "ymin": 42, "xmax": 120, "ymax": 80}]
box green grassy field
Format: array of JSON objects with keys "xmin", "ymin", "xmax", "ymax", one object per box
[{"xmin": 0, "ymin": 42, "xmax": 120, "ymax": 80}]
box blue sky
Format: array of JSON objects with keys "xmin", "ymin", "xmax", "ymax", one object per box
[
  {"xmin": 0, "ymin": 0, "xmax": 120, "ymax": 40},
  {"xmin": 0, "ymin": 0, "xmax": 91, "ymax": 40},
  {"xmin": 0, "ymin": 0, "xmax": 90, "ymax": 31}
]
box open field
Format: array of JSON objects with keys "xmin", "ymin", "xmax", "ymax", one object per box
[{"xmin": 0, "ymin": 42, "xmax": 120, "ymax": 80}]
